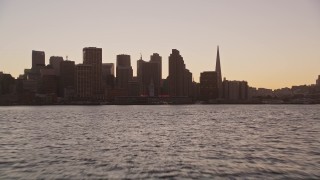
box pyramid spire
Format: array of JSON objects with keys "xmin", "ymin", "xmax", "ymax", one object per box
[
  {"xmin": 216, "ymin": 46, "xmax": 222, "ymax": 82},
  {"xmin": 215, "ymin": 46, "xmax": 223, "ymax": 98}
]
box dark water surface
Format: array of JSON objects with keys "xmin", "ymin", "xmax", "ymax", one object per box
[{"xmin": 0, "ymin": 105, "xmax": 319, "ymax": 179}]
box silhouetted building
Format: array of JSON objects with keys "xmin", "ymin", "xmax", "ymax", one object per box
[
  {"xmin": 128, "ymin": 80, "xmax": 140, "ymax": 96},
  {"xmin": 75, "ymin": 64, "xmax": 92, "ymax": 99},
  {"xmin": 317, "ymin": 75, "xmax": 320, "ymax": 86},
  {"xmin": 150, "ymin": 53, "xmax": 162, "ymax": 82},
  {"xmin": 59, "ymin": 60, "xmax": 75, "ymax": 97},
  {"xmin": 38, "ymin": 65, "xmax": 58, "ymax": 95},
  {"xmin": 0, "ymin": 73, "xmax": 15, "ymax": 95},
  {"xmin": 22, "ymin": 79, "xmax": 38, "ymax": 93},
  {"xmin": 102, "ymin": 63, "xmax": 115, "ymax": 90},
  {"xmin": 183, "ymin": 69, "xmax": 193, "ymax": 97},
  {"xmin": 40, "ymin": 65, "xmax": 55, "ymax": 77},
  {"xmin": 40, "ymin": 75, "xmax": 58, "ymax": 95},
  {"xmin": 169, "ymin": 49, "xmax": 192, "ymax": 97},
  {"xmin": 137, "ymin": 56, "xmax": 161, "ymax": 96},
  {"xmin": 102, "ymin": 63, "xmax": 114, "ymax": 76},
  {"xmin": 215, "ymin": 46, "xmax": 223, "ymax": 98},
  {"xmin": 49, "ymin": 56, "xmax": 63, "ymax": 75},
  {"xmin": 200, "ymin": 71, "xmax": 218, "ymax": 100},
  {"xmin": 223, "ymin": 79, "xmax": 248, "ymax": 100},
  {"xmin": 32, "ymin": 50, "xmax": 45, "ymax": 71},
  {"xmin": 116, "ymin": 54, "xmax": 133, "ymax": 93},
  {"xmin": 83, "ymin": 47, "xmax": 103, "ymax": 98}
]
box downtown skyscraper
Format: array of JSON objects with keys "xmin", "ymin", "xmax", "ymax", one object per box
[
  {"xmin": 168, "ymin": 49, "xmax": 192, "ymax": 97},
  {"xmin": 83, "ymin": 47, "xmax": 103, "ymax": 98}
]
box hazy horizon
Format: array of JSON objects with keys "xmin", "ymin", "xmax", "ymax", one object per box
[{"xmin": 0, "ymin": 0, "xmax": 319, "ymax": 89}]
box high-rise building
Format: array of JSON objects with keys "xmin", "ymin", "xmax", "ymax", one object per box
[
  {"xmin": 200, "ymin": 71, "xmax": 218, "ymax": 100},
  {"xmin": 150, "ymin": 53, "xmax": 162, "ymax": 81},
  {"xmin": 116, "ymin": 54, "xmax": 133, "ymax": 92},
  {"xmin": 39, "ymin": 65, "xmax": 58, "ymax": 95},
  {"xmin": 102, "ymin": 63, "xmax": 115, "ymax": 90},
  {"xmin": 60, "ymin": 60, "xmax": 75, "ymax": 97},
  {"xmin": 168, "ymin": 49, "xmax": 192, "ymax": 97},
  {"xmin": 32, "ymin": 50, "xmax": 45, "ymax": 71},
  {"xmin": 75, "ymin": 64, "xmax": 92, "ymax": 99},
  {"xmin": 102, "ymin": 63, "xmax": 114, "ymax": 76},
  {"xmin": 316, "ymin": 75, "xmax": 320, "ymax": 86},
  {"xmin": 183, "ymin": 69, "xmax": 193, "ymax": 97},
  {"xmin": 215, "ymin": 46, "xmax": 223, "ymax": 98},
  {"xmin": 49, "ymin": 56, "xmax": 63, "ymax": 75},
  {"xmin": 137, "ymin": 56, "xmax": 161, "ymax": 96},
  {"xmin": 83, "ymin": 47, "xmax": 103, "ymax": 98}
]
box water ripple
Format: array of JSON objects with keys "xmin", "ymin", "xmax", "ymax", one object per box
[{"xmin": 0, "ymin": 105, "xmax": 319, "ymax": 179}]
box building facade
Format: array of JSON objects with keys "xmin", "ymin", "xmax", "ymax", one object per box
[
  {"xmin": 150, "ymin": 53, "xmax": 162, "ymax": 82},
  {"xmin": 60, "ymin": 60, "xmax": 75, "ymax": 97},
  {"xmin": 83, "ymin": 47, "xmax": 103, "ymax": 98},
  {"xmin": 49, "ymin": 56, "xmax": 63, "ymax": 76},
  {"xmin": 116, "ymin": 54, "xmax": 133, "ymax": 93},
  {"xmin": 102, "ymin": 63, "xmax": 115, "ymax": 90},
  {"xmin": 32, "ymin": 50, "xmax": 45, "ymax": 71},
  {"xmin": 137, "ymin": 56, "xmax": 161, "ymax": 97},
  {"xmin": 75, "ymin": 64, "xmax": 92, "ymax": 99},
  {"xmin": 200, "ymin": 71, "xmax": 218, "ymax": 100},
  {"xmin": 222, "ymin": 80, "xmax": 248, "ymax": 100},
  {"xmin": 169, "ymin": 49, "xmax": 192, "ymax": 97}
]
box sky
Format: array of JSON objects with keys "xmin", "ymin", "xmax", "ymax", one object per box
[{"xmin": 0, "ymin": 0, "xmax": 319, "ymax": 89}]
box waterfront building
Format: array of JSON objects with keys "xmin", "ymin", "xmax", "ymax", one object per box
[
  {"xmin": 222, "ymin": 79, "xmax": 248, "ymax": 100},
  {"xmin": 200, "ymin": 71, "xmax": 218, "ymax": 100}
]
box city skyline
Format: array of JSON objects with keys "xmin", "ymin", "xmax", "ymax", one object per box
[{"xmin": 1, "ymin": 0, "xmax": 320, "ymax": 89}]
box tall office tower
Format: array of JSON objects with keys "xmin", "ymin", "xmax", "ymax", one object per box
[
  {"xmin": 183, "ymin": 69, "xmax": 193, "ymax": 97},
  {"xmin": 39, "ymin": 65, "xmax": 58, "ymax": 94},
  {"xmin": 150, "ymin": 53, "xmax": 162, "ymax": 81},
  {"xmin": 32, "ymin": 50, "xmax": 45, "ymax": 70},
  {"xmin": 49, "ymin": 56, "xmax": 63, "ymax": 75},
  {"xmin": 83, "ymin": 47, "xmax": 103, "ymax": 97},
  {"xmin": 169, "ymin": 49, "xmax": 187, "ymax": 97},
  {"xmin": 102, "ymin": 63, "xmax": 114, "ymax": 76},
  {"xmin": 215, "ymin": 46, "xmax": 223, "ymax": 98},
  {"xmin": 59, "ymin": 60, "xmax": 75, "ymax": 97},
  {"xmin": 137, "ymin": 56, "xmax": 160, "ymax": 96},
  {"xmin": 75, "ymin": 64, "xmax": 92, "ymax": 99},
  {"xmin": 116, "ymin": 54, "xmax": 133, "ymax": 91},
  {"xmin": 102, "ymin": 63, "xmax": 115, "ymax": 89},
  {"xmin": 200, "ymin": 71, "xmax": 219, "ymax": 101}
]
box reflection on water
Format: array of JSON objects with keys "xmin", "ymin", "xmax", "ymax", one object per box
[{"xmin": 0, "ymin": 105, "xmax": 319, "ymax": 179}]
